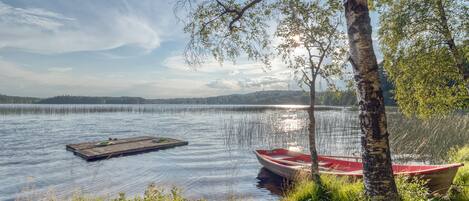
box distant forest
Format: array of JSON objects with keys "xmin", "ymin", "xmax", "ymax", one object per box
[
  {"xmin": 0, "ymin": 89, "xmax": 396, "ymax": 106},
  {"xmin": 0, "ymin": 94, "xmax": 41, "ymax": 104},
  {"xmin": 0, "ymin": 63, "xmax": 396, "ymax": 105}
]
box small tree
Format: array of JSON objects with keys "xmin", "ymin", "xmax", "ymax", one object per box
[
  {"xmin": 179, "ymin": 0, "xmax": 346, "ymax": 184},
  {"xmin": 377, "ymin": 0, "xmax": 469, "ymax": 118},
  {"xmin": 275, "ymin": 0, "xmax": 347, "ymax": 182},
  {"xmin": 177, "ymin": 0, "xmax": 399, "ymax": 199}
]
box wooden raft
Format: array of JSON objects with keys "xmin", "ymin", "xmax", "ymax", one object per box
[{"xmin": 66, "ymin": 136, "xmax": 188, "ymax": 161}]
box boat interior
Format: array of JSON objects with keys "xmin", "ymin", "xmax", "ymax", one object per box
[{"xmin": 257, "ymin": 148, "xmax": 463, "ymax": 175}]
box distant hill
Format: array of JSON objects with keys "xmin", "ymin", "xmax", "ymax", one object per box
[
  {"xmin": 147, "ymin": 90, "xmax": 358, "ymax": 105},
  {"xmin": 37, "ymin": 96, "xmax": 145, "ymax": 104},
  {"xmin": 0, "ymin": 90, "xmax": 362, "ymax": 105},
  {"xmin": 0, "ymin": 65, "xmax": 396, "ymax": 105},
  {"xmin": 0, "ymin": 87, "xmax": 396, "ymax": 105},
  {"xmin": 0, "ymin": 89, "xmax": 396, "ymax": 106},
  {"xmin": 0, "ymin": 94, "xmax": 41, "ymax": 104},
  {"xmin": 147, "ymin": 90, "xmax": 309, "ymax": 105}
]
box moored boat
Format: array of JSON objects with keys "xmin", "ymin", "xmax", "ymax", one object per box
[{"xmin": 255, "ymin": 148, "xmax": 464, "ymax": 194}]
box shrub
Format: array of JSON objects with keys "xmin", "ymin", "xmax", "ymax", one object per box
[{"xmin": 395, "ymin": 176, "xmax": 429, "ymax": 201}]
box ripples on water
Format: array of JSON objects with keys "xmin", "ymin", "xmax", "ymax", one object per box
[{"xmin": 0, "ymin": 104, "xmax": 360, "ymax": 201}]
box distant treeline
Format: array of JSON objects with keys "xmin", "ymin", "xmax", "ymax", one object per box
[
  {"xmin": 37, "ymin": 96, "xmax": 146, "ymax": 104},
  {"xmin": 0, "ymin": 63, "xmax": 396, "ymax": 105},
  {"xmin": 0, "ymin": 65, "xmax": 396, "ymax": 105},
  {"xmin": 0, "ymin": 94, "xmax": 41, "ymax": 104},
  {"xmin": 0, "ymin": 89, "xmax": 396, "ymax": 106},
  {"xmin": 148, "ymin": 90, "xmax": 359, "ymax": 105}
]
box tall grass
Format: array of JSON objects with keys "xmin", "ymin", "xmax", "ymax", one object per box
[
  {"xmin": 0, "ymin": 104, "xmax": 342, "ymax": 115},
  {"xmin": 223, "ymin": 108, "xmax": 469, "ymax": 163},
  {"xmin": 281, "ymin": 175, "xmax": 364, "ymax": 201},
  {"xmin": 282, "ymin": 175, "xmax": 431, "ymax": 201},
  {"xmin": 223, "ymin": 110, "xmax": 360, "ymax": 155},
  {"xmin": 388, "ymin": 113, "xmax": 469, "ymax": 163}
]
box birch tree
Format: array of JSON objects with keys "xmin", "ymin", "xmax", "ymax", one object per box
[
  {"xmin": 275, "ymin": 0, "xmax": 347, "ymax": 183},
  {"xmin": 344, "ymin": 0, "xmax": 398, "ymax": 199}
]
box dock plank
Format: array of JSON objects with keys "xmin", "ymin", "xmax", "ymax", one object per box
[{"xmin": 66, "ymin": 136, "xmax": 188, "ymax": 161}]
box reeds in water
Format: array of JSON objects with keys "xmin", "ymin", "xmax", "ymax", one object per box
[
  {"xmin": 222, "ymin": 110, "xmax": 361, "ymax": 156},
  {"xmin": 388, "ymin": 113, "xmax": 469, "ymax": 163},
  {"xmin": 0, "ymin": 104, "xmax": 341, "ymax": 115}
]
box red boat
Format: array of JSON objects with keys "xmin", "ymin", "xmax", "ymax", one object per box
[{"xmin": 255, "ymin": 148, "xmax": 464, "ymax": 194}]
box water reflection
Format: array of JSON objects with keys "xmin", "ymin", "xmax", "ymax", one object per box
[
  {"xmin": 275, "ymin": 113, "xmax": 304, "ymax": 133},
  {"xmin": 222, "ymin": 109, "xmax": 361, "ymax": 156},
  {"xmin": 256, "ymin": 168, "xmax": 290, "ymax": 196}
]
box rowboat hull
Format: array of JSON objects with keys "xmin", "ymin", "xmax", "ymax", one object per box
[
  {"xmin": 418, "ymin": 166, "xmax": 460, "ymax": 195},
  {"xmin": 255, "ymin": 149, "xmax": 463, "ymax": 194},
  {"xmin": 256, "ymin": 150, "xmax": 304, "ymax": 179}
]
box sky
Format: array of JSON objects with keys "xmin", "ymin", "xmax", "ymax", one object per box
[{"xmin": 0, "ymin": 0, "xmax": 381, "ymax": 98}]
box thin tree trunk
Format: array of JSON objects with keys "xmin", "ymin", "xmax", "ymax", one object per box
[
  {"xmin": 343, "ymin": 1, "xmax": 399, "ymax": 200},
  {"xmin": 308, "ymin": 79, "xmax": 321, "ymax": 184},
  {"xmin": 435, "ymin": 0, "xmax": 469, "ymax": 91}
]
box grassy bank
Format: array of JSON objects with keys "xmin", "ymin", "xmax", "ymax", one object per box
[
  {"xmin": 445, "ymin": 146, "xmax": 469, "ymax": 200},
  {"xmin": 282, "ymin": 175, "xmax": 429, "ymax": 201},
  {"xmin": 282, "ymin": 146, "xmax": 469, "ymax": 201}
]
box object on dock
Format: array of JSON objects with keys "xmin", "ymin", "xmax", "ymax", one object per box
[{"xmin": 66, "ymin": 136, "xmax": 188, "ymax": 161}]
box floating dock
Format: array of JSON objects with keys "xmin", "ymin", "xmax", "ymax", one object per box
[{"xmin": 66, "ymin": 136, "xmax": 188, "ymax": 161}]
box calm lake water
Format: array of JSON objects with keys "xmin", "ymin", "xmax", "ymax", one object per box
[{"xmin": 0, "ymin": 104, "xmax": 361, "ymax": 201}]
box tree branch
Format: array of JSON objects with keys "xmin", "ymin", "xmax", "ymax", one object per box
[
  {"xmin": 228, "ymin": 0, "xmax": 263, "ymax": 31},
  {"xmin": 301, "ymin": 69, "xmax": 313, "ymax": 84}
]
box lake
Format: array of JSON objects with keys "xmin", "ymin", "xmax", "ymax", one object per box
[{"xmin": 0, "ymin": 104, "xmax": 362, "ymax": 201}]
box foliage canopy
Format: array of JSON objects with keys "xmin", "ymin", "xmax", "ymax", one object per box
[
  {"xmin": 179, "ymin": 0, "xmax": 348, "ymax": 90},
  {"xmin": 377, "ymin": 0, "xmax": 469, "ymax": 118}
]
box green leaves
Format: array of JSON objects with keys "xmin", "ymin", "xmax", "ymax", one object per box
[
  {"xmin": 182, "ymin": 0, "xmax": 274, "ymax": 67},
  {"xmin": 275, "ymin": 0, "xmax": 347, "ymax": 88},
  {"xmin": 180, "ymin": 0, "xmax": 348, "ymax": 90},
  {"xmin": 378, "ymin": 0, "xmax": 469, "ymax": 118}
]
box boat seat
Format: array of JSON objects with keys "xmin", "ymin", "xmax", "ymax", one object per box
[
  {"xmin": 270, "ymin": 155, "xmax": 292, "ymax": 159},
  {"xmin": 319, "ymin": 162, "xmax": 333, "ymax": 167}
]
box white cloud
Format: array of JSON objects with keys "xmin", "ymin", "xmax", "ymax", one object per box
[
  {"xmin": 164, "ymin": 54, "xmax": 296, "ymax": 93},
  {"xmin": 163, "ymin": 55, "xmax": 266, "ymax": 74},
  {"xmin": 0, "ymin": 1, "xmax": 73, "ymax": 30},
  {"xmin": 206, "ymin": 79, "xmax": 242, "ymax": 90},
  {"xmin": 206, "ymin": 73, "xmax": 291, "ymax": 91},
  {"xmin": 240, "ymin": 75, "xmax": 290, "ymax": 89},
  {"xmin": 163, "ymin": 54, "xmax": 290, "ymax": 77},
  {"xmin": 0, "ymin": 59, "xmax": 218, "ymax": 98},
  {"xmin": 0, "ymin": 1, "xmax": 169, "ymax": 54}
]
